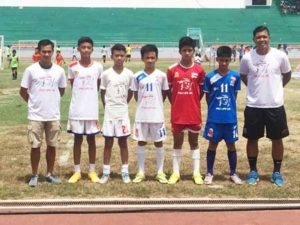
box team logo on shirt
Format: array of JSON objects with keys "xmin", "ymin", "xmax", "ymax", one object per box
[
  {"xmin": 191, "ymin": 72, "xmax": 198, "ymax": 78},
  {"xmin": 174, "ymin": 72, "xmax": 180, "ymax": 78},
  {"xmin": 230, "ymin": 76, "xmax": 236, "ymax": 86}
]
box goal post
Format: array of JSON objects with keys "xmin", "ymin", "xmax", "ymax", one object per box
[
  {"xmin": 0, "ymin": 35, "xmax": 4, "ymax": 70},
  {"xmin": 18, "ymin": 39, "xmax": 57, "ymax": 59},
  {"xmin": 187, "ymin": 28, "xmax": 204, "ymax": 52}
]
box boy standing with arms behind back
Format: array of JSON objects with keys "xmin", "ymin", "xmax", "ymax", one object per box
[
  {"xmin": 67, "ymin": 37, "xmax": 103, "ymax": 183},
  {"xmin": 131, "ymin": 44, "xmax": 169, "ymax": 184},
  {"xmin": 203, "ymin": 46, "xmax": 243, "ymax": 185},
  {"xmin": 167, "ymin": 36, "xmax": 206, "ymax": 185},
  {"xmin": 99, "ymin": 44, "xmax": 133, "ymax": 184}
]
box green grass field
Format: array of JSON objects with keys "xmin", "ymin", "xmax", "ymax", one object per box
[{"xmin": 0, "ymin": 58, "xmax": 300, "ymax": 200}]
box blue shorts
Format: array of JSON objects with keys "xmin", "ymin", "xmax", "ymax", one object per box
[{"xmin": 203, "ymin": 122, "xmax": 238, "ymax": 143}]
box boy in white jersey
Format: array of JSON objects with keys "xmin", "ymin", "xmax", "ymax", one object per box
[
  {"xmin": 99, "ymin": 44, "xmax": 133, "ymax": 184},
  {"xmin": 20, "ymin": 39, "xmax": 67, "ymax": 187},
  {"xmin": 67, "ymin": 37, "xmax": 103, "ymax": 183},
  {"xmin": 131, "ymin": 44, "xmax": 169, "ymax": 184}
]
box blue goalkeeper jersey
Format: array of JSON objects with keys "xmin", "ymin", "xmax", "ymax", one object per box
[{"xmin": 204, "ymin": 69, "xmax": 241, "ymax": 123}]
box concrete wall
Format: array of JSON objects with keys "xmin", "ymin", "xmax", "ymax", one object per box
[{"xmin": 0, "ymin": 0, "xmax": 246, "ymax": 8}]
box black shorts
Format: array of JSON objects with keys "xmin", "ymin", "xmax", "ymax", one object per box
[{"xmin": 243, "ymin": 106, "xmax": 289, "ymax": 140}]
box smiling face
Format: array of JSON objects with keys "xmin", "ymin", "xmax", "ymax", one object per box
[{"xmin": 253, "ymin": 30, "xmax": 271, "ymax": 54}]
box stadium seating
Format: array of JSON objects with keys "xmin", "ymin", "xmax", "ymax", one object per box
[{"xmin": 0, "ymin": 4, "xmax": 299, "ymax": 44}]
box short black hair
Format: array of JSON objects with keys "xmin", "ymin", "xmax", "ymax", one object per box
[
  {"xmin": 38, "ymin": 39, "xmax": 54, "ymax": 51},
  {"xmin": 111, "ymin": 43, "xmax": 126, "ymax": 54},
  {"xmin": 77, "ymin": 36, "xmax": 93, "ymax": 47},
  {"xmin": 140, "ymin": 44, "xmax": 158, "ymax": 59},
  {"xmin": 12, "ymin": 49, "xmax": 16, "ymax": 53},
  {"xmin": 217, "ymin": 46, "xmax": 232, "ymax": 58},
  {"xmin": 253, "ymin": 25, "xmax": 270, "ymax": 37},
  {"xmin": 179, "ymin": 36, "xmax": 195, "ymax": 51}
]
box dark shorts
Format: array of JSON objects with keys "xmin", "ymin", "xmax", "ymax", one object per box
[
  {"xmin": 243, "ymin": 106, "xmax": 289, "ymax": 140},
  {"xmin": 203, "ymin": 122, "xmax": 238, "ymax": 144}
]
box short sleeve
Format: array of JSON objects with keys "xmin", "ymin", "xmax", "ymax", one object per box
[
  {"xmin": 235, "ymin": 73, "xmax": 241, "ymax": 92},
  {"xmin": 203, "ymin": 75, "xmax": 210, "ymax": 93},
  {"xmin": 166, "ymin": 68, "xmax": 173, "ymax": 87},
  {"xmin": 239, "ymin": 58, "xmax": 249, "ymax": 75},
  {"xmin": 280, "ymin": 54, "xmax": 292, "ymax": 74},
  {"xmin": 100, "ymin": 73, "xmax": 107, "ymax": 90},
  {"xmin": 161, "ymin": 73, "xmax": 169, "ymax": 91},
  {"xmin": 20, "ymin": 67, "xmax": 31, "ymax": 88},
  {"xmin": 130, "ymin": 74, "xmax": 138, "ymax": 91},
  {"xmin": 59, "ymin": 69, "xmax": 67, "ymax": 88}
]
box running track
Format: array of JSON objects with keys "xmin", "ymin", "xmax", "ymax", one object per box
[{"xmin": 1, "ymin": 210, "xmax": 300, "ymax": 225}]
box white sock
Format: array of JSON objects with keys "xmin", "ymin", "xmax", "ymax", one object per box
[
  {"xmin": 74, "ymin": 164, "xmax": 81, "ymax": 173},
  {"xmin": 137, "ymin": 145, "xmax": 146, "ymax": 174},
  {"xmin": 121, "ymin": 164, "xmax": 129, "ymax": 174},
  {"xmin": 155, "ymin": 147, "xmax": 164, "ymax": 174},
  {"xmin": 89, "ymin": 163, "xmax": 95, "ymax": 172},
  {"xmin": 103, "ymin": 164, "xmax": 111, "ymax": 175},
  {"xmin": 191, "ymin": 149, "xmax": 200, "ymax": 174},
  {"xmin": 172, "ymin": 149, "xmax": 182, "ymax": 174}
]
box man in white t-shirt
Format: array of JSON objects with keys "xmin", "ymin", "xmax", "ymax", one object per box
[
  {"xmin": 131, "ymin": 44, "xmax": 169, "ymax": 184},
  {"xmin": 99, "ymin": 44, "xmax": 133, "ymax": 184},
  {"xmin": 67, "ymin": 37, "xmax": 103, "ymax": 184},
  {"xmin": 240, "ymin": 26, "xmax": 291, "ymax": 187},
  {"xmin": 19, "ymin": 39, "xmax": 67, "ymax": 187}
]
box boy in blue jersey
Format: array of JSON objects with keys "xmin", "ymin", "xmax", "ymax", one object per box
[{"xmin": 203, "ymin": 46, "xmax": 243, "ymax": 185}]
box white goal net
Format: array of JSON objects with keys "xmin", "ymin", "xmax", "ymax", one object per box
[
  {"xmin": 0, "ymin": 35, "xmax": 4, "ymax": 70},
  {"xmin": 18, "ymin": 39, "xmax": 57, "ymax": 59}
]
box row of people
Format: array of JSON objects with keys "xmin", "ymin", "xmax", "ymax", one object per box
[{"xmin": 19, "ymin": 25, "xmax": 291, "ymax": 188}]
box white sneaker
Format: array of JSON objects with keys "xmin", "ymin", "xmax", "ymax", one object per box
[
  {"xmin": 230, "ymin": 173, "xmax": 243, "ymax": 184},
  {"xmin": 204, "ymin": 173, "xmax": 214, "ymax": 185},
  {"xmin": 121, "ymin": 172, "xmax": 131, "ymax": 184},
  {"xmin": 99, "ymin": 173, "xmax": 110, "ymax": 184}
]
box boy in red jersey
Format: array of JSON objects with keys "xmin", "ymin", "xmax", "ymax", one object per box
[{"xmin": 167, "ymin": 36, "xmax": 206, "ymax": 185}]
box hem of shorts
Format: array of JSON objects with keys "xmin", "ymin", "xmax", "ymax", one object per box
[
  {"xmin": 67, "ymin": 130, "xmax": 101, "ymax": 136},
  {"xmin": 103, "ymin": 134, "xmax": 131, "ymax": 138}
]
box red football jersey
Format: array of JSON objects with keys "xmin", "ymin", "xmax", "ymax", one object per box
[{"xmin": 167, "ymin": 63, "xmax": 206, "ymax": 125}]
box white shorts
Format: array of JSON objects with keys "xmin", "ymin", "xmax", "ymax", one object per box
[
  {"xmin": 67, "ymin": 120, "xmax": 101, "ymax": 135},
  {"xmin": 133, "ymin": 122, "xmax": 167, "ymax": 142},
  {"xmin": 102, "ymin": 118, "xmax": 131, "ymax": 138}
]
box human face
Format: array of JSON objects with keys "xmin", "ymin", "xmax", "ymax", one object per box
[
  {"xmin": 216, "ymin": 57, "xmax": 231, "ymax": 74},
  {"xmin": 78, "ymin": 42, "xmax": 93, "ymax": 58},
  {"xmin": 180, "ymin": 46, "xmax": 194, "ymax": 63},
  {"xmin": 111, "ymin": 50, "xmax": 126, "ymax": 67},
  {"xmin": 39, "ymin": 45, "xmax": 54, "ymax": 63},
  {"xmin": 142, "ymin": 51, "xmax": 157, "ymax": 71},
  {"xmin": 253, "ymin": 30, "xmax": 270, "ymax": 54}
]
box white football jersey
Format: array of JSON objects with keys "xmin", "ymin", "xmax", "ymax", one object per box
[
  {"xmin": 131, "ymin": 69, "xmax": 169, "ymax": 123},
  {"xmin": 68, "ymin": 61, "xmax": 103, "ymax": 120},
  {"xmin": 101, "ymin": 67, "xmax": 133, "ymax": 121}
]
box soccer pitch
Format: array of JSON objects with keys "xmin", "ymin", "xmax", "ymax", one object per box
[{"xmin": 0, "ymin": 59, "xmax": 299, "ymax": 199}]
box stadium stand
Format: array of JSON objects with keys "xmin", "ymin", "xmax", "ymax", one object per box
[
  {"xmin": 0, "ymin": 2, "xmax": 299, "ymax": 44},
  {"xmin": 280, "ymin": 0, "xmax": 300, "ymax": 14}
]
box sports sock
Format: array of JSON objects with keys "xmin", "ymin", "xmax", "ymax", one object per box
[
  {"xmin": 74, "ymin": 164, "xmax": 81, "ymax": 173},
  {"xmin": 89, "ymin": 163, "xmax": 95, "ymax": 172},
  {"xmin": 227, "ymin": 150, "xmax": 237, "ymax": 176},
  {"xmin": 172, "ymin": 149, "xmax": 182, "ymax": 174},
  {"xmin": 207, "ymin": 149, "xmax": 216, "ymax": 175},
  {"xmin": 137, "ymin": 145, "xmax": 146, "ymax": 174},
  {"xmin": 191, "ymin": 149, "xmax": 200, "ymax": 174},
  {"xmin": 248, "ymin": 156, "xmax": 257, "ymax": 171},
  {"xmin": 103, "ymin": 164, "xmax": 111, "ymax": 175},
  {"xmin": 121, "ymin": 164, "xmax": 129, "ymax": 174},
  {"xmin": 155, "ymin": 147, "xmax": 164, "ymax": 174},
  {"xmin": 273, "ymin": 160, "xmax": 282, "ymax": 173}
]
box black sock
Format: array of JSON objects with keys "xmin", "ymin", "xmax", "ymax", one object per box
[
  {"xmin": 248, "ymin": 157, "xmax": 257, "ymax": 171},
  {"xmin": 273, "ymin": 160, "xmax": 282, "ymax": 173}
]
